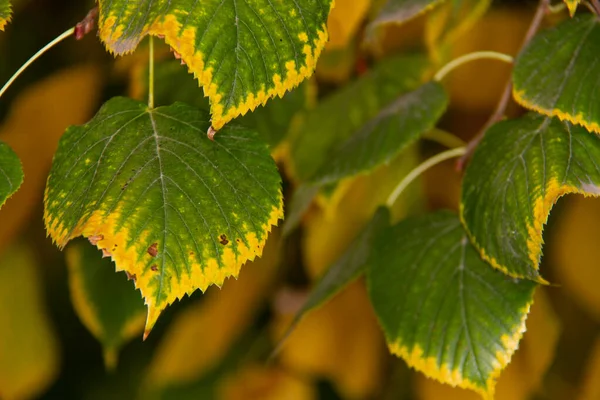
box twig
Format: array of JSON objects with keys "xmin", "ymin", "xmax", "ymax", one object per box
[
  {"xmin": 74, "ymin": 7, "xmax": 98, "ymax": 40},
  {"xmin": 456, "ymin": 0, "xmax": 550, "ymax": 171}
]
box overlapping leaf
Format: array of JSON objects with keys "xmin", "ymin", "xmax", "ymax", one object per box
[
  {"xmin": 310, "ymin": 81, "xmax": 448, "ymax": 185},
  {"xmin": 513, "ymin": 15, "xmax": 600, "ymax": 134},
  {"xmin": 367, "ymin": 211, "xmax": 537, "ymax": 398},
  {"xmin": 461, "ymin": 114, "xmax": 600, "ymax": 281},
  {"xmin": 564, "ymin": 0, "xmax": 581, "ymax": 16},
  {"xmin": 66, "ymin": 240, "xmax": 146, "ymax": 369},
  {"xmin": 0, "ymin": 0, "xmax": 10, "ymax": 30},
  {"xmin": 0, "ymin": 141, "xmax": 23, "ymax": 209},
  {"xmin": 44, "ymin": 97, "xmax": 283, "ymax": 337},
  {"xmin": 98, "ymin": 0, "xmax": 332, "ymax": 130},
  {"xmin": 291, "ymin": 54, "xmax": 429, "ymax": 180},
  {"xmin": 369, "ymin": 0, "xmax": 446, "ymax": 30}
]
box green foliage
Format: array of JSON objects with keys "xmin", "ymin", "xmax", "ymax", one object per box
[
  {"xmin": 513, "ymin": 15, "xmax": 600, "ymax": 134},
  {"xmin": 367, "ymin": 211, "xmax": 537, "ymax": 397},
  {"xmin": 0, "ymin": 140, "xmax": 22, "ymax": 209},
  {"xmin": 0, "ymin": 0, "xmax": 10, "ymax": 31},
  {"xmin": 44, "ymin": 97, "xmax": 282, "ymax": 336}
]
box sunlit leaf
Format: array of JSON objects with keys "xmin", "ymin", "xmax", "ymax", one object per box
[
  {"xmin": 0, "ymin": 141, "xmax": 23, "ymax": 209},
  {"xmin": 513, "ymin": 15, "xmax": 600, "ymax": 134},
  {"xmin": 461, "ymin": 114, "xmax": 600, "ymax": 281},
  {"xmin": 98, "ymin": 0, "xmax": 333, "ymax": 130},
  {"xmin": 44, "ymin": 97, "xmax": 283, "ymax": 337},
  {"xmin": 367, "ymin": 211, "xmax": 537, "ymax": 398},
  {"xmin": 0, "ymin": 66, "xmax": 102, "ymax": 253},
  {"xmin": 0, "ymin": 0, "xmax": 10, "ymax": 30},
  {"xmin": 276, "ymin": 207, "xmax": 389, "ymax": 349},
  {"xmin": 369, "ymin": 0, "xmax": 446, "ymax": 30},
  {"xmin": 290, "ymin": 53, "xmax": 429, "ymax": 180},
  {"xmin": 563, "ymin": 0, "xmax": 581, "ymax": 16},
  {"xmin": 66, "ymin": 239, "xmax": 146, "ymax": 370},
  {"xmin": 0, "ymin": 245, "xmax": 60, "ymax": 399},
  {"xmin": 309, "ymin": 81, "xmax": 448, "ymax": 185}
]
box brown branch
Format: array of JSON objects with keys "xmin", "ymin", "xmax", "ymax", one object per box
[
  {"xmin": 591, "ymin": 0, "xmax": 600, "ymax": 16},
  {"xmin": 74, "ymin": 7, "xmax": 98, "ymax": 40},
  {"xmin": 456, "ymin": 0, "xmax": 550, "ymax": 172}
]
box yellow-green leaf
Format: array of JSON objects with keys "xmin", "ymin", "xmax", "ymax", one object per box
[
  {"xmin": 0, "ymin": 244, "xmax": 60, "ymax": 399},
  {"xmin": 66, "ymin": 239, "xmax": 146, "ymax": 370},
  {"xmin": 98, "ymin": 0, "xmax": 333, "ymax": 130},
  {"xmin": 564, "ymin": 0, "xmax": 581, "ymax": 16},
  {"xmin": 513, "ymin": 15, "xmax": 600, "ymax": 134},
  {"xmin": 0, "ymin": 0, "xmax": 10, "ymax": 31},
  {"xmin": 0, "ymin": 140, "xmax": 23, "ymax": 209},
  {"xmin": 44, "ymin": 97, "xmax": 283, "ymax": 337}
]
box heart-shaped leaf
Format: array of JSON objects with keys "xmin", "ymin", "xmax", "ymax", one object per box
[
  {"xmin": 513, "ymin": 15, "xmax": 600, "ymax": 134},
  {"xmin": 44, "ymin": 97, "xmax": 283, "ymax": 337},
  {"xmin": 367, "ymin": 211, "xmax": 537, "ymax": 398},
  {"xmin": 461, "ymin": 114, "xmax": 600, "ymax": 281},
  {"xmin": 0, "ymin": 0, "xmax": 10, "ymax": 31},
  {"xmin": 309, "ymin": 81, "xmax": 448, "ymax": 185},
  {"xmin": 0, "ymin": 141, "xmax": 23, "ymax": 209},
  {"xmin": 66, "ymin": 239, "xmax": 146, "ymax": 369},
  {"xmin": 98, "ymin": 0, "xmax": 333, "ymax": 130}
]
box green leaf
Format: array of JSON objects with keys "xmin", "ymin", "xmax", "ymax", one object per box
[
  {"xmin": 290, "ymin": 53, "xmax": 430, "ymax": 181},
  {"xmin": 367, "ymin": 211, "xmax": 537, "ymax": 398},
  {"xmin": 563, "ymin": 0, "xmax": 581, "ymax": 16},
  {"xmin": 513, "ymin": 15, "xmax": 600, "ymax": 134},
  {"xmin": 276, "ymin": 207, "xmax": 389, "ymax": 350},
  {"xmin": 136, "ymin": 59, "xmax": 313, "ymax": 148},
  {"xmin": 0, "ymin": 0, "xmax": 10, "ymax": 30},
  {"xmin": 309, "ymin": 81, "xmax": 448, "ymax": 185},
  {"xmin": 0, "ymin": 140, "xmax": 23, "ymax": 209},
  {"xmin": 369, "ymin": 0, "xmax": 446, "ymax": 29},
  {"xmin": 66, "ymin": 239, "xmax": 146, "ymax": 369},
  {"xmin": 98, "ymin": 0, "xmax": 333, "ymax": 130},
  {"xmin": 44, "ymin": 97, "xmax": 283, "ymax": 337},
  {"xmin": 461, "ymin": 113, "xmax": 600, "ymax": 281}
]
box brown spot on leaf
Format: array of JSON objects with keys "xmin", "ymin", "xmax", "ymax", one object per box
[
  {"xmin": 88, "ymin": 234, "xmax": 104, "ymax": 246},
  {"xmin": 207, "ymin": 126, "xmax": 218, "ymax": 141},
  {"xmin": 219, "ymin": 234, "xmax": 229, "ymax": 245},
  {"xmin": 125, "ymin": 271, "xmax": 137, "ymax": 281},
  {"xmin": 101, "ymin": 248, "xmax": 111, "ymax": 258},
  {"xmin": 150, "ymin": 265, "xmax": 158, "ymax": 272},
  {"xmin": 148, "ymin": 243, "xmax": 158, "ymax": 257}
]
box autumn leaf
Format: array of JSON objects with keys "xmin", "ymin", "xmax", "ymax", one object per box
[
  {"xmin": 0, "ymin": 141, "xmax": 22, "ymax": 209},
  {"xmin": 326, "ymin": 0, "xmax": 370, "ymax": 50},
  {"xmin": 0, "ymin": 0, "xmax": 10, "ymax": 31},
  {"xmin": 97, "ymin": 0, "xmax": 333, "ymax": 130},
  {"xmin": 563, "ymin": 0, "xmax": 581, "ymax": 16},
  {"xmin": 44, "ymin": 97, "xmax": 283, "ymax": 337}
]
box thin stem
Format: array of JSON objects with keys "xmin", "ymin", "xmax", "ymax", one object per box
[
  {"xmin": 386, "ymin": 147, "xmax": 466, "ymax": 208},
  {"xmin": 590, "ymin": 0, "xmax": 600, "ymax": 15},
  {"xmin": 423, "ymin": 128, "xmax": 467, "ymax": 149},
  {"xmin": 457, "ymin": 0, "xmax": 550, "ymax": 171},
  {"xmin": 148, "ymin": 36, "xmax": 155, "ymax": 109},
  {"xmin": 434, "ymin": 51, "xmax": 514, "ymax": 82},
  {"xmin": 0, "ymin": 27, "xmax": 75, "ymax": 100}
]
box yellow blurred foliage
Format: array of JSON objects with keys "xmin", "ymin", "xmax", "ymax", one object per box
[
  {"xmin": 579, "ymin": 336, "xmax": 600, "ymax": 400},
  {"xmin": 326, "ymin": 0, "xmax": 371, "ymax": 50},
  {"xmin": 273, "ymin": 281, "xmax": 385, "ymax": 399},
  {"xmin": 0, "ymin": 66, "xmax": 102, "ymax": 253},
  {"xmin": 143, "ymin": 230, "xmax": 281, "ymax": 392},
  {"xmin": 218, "ymin": 365, "xmax": 316, "ymax": 400},
  {"xmin": 415, "ymin": 288, "xmax": 560, "ymax": 400},
  {"xmin": 551, "ymin": 196, "xmax": 600, "ymax": 322},
  {"xmin": 0, "ymin": 245, "xmax": 60, "ymax": 400}
]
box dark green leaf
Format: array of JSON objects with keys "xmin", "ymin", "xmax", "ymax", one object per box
[
  {"xmin": 310, "ymin": 81, "xmax": 448, "ymax": 185},
  {"xmin": 513, "ymin": 15, "xmax": 600, "ymax": 134},
  {"xmin": 461, "ymin": 114, "xmax": 600, "ymax": 281},
  {"xmin": 66, "ymin": 239, "xmax": 146, "ymax": 369},
  {"xmin": 290, "ymin": 54, "xmax": 430, "ymax": 180},
  {"xmin": 44, "ymin": 97, "xmax": 282, "ymax": 337},
  {"xmin": 0, "ymin": 140, "xmax": 23, "ymax": 209},
  {"xmin": 369, "ymin": 0, "xmax": 446, "ymax": 29},
  {"xmin": 367, "ymin": 211, "xmax": 537, "ymax": 397},
  {"xmin": 98, "ymin": 0, "xmax": 332, "ymax": 129}
]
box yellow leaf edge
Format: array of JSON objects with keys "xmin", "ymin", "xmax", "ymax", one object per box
[
  {"xmin": 65, "ymin": 244, "xmax": 145, "ymax": 370},
  {"xmin": 99, "ymin": 4, "xmax": 333, "ymax": 130},
  {"xmin": 564, "ymin": 0, "xmax": 580, "ymax": 17},
  {"xmin": 461, "ymin": 178, "xmax": 600, "ymax": 284},
  {"xmin": 0, "ymin": 4, "xmax": 11, "ymax": 31},
  {"xmin": 389, "ymin": 299, "xmax": 533, "ymax": 399},
  {"xmin": 513, "ymin": 88, "xmax": 600, "ymax": 135},
  {"xmin": 45, "ymin": 188, "xmax": 284, "ymax": 339}
]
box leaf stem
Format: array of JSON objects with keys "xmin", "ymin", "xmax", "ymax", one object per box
[
  {"xmin": 0, "ymin": 27, "xmax": 75, "ymax": 100},
  {"xmin": 148, "ymin": 36, "xmax": 155, "ymax": 109},
  {"xmin": 434, "ymin": 51, "xmax": 514, "ymax": 82},
  {"xmin": 386, "ymin": 147, "xmax": 466, "ymax": 208},
  {"xmin": 457, "ymin": 0, "xmax": 550, "ymax": 171},
  {"xmin": 422, "ymin": 128, "xmax": 466, "ymax": 149}
]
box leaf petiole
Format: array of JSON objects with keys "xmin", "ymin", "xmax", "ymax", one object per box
[
  {"xmin": 0, "ymin": 27, "xmax": 75, "ymax": 100},
  {"xmin": 386, "ymin": 147, "xmax": 466, "ymax": 208},
  {"xmin": 433, "ymin": 51, "xmax": 514, "ymax": 82}
]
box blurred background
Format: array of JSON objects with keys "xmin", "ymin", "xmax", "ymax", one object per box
[{"xmin": 1, "ymin": 0, "xmax": 599, "ymax": 399}]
